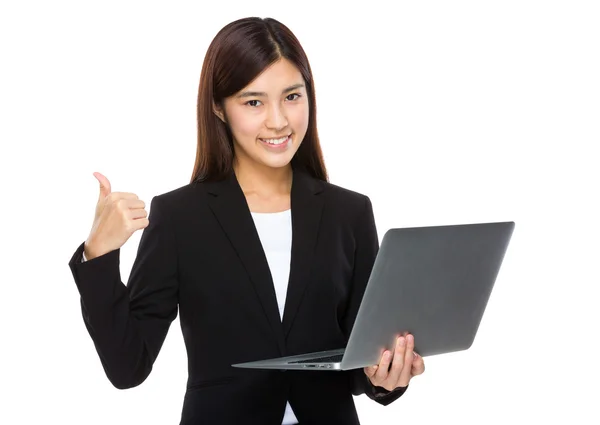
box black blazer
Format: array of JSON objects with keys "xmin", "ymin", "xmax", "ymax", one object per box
[{"xmin": 68, "ymin": 166, "xmax": 406, "ymax": 424}]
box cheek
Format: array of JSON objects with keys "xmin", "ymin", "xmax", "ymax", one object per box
[
  {"xmin": 289, "ymin": 105, "xmax": 310, "ymax": 132},
  {"xmin": 228, "ymin": 108, "xmax": 262, "ymax": 140}
]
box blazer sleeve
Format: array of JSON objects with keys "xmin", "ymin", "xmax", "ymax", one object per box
[
  {"xmin": 67, "ymin": 196, "xmax": 179, "ymax": 389},
  {"xmin": 341, "ymin": 195, "xmax": 408, "ymax": 406}
]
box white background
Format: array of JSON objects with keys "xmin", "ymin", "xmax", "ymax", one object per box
[{"xmin": 1, "ymin": 1, "xmax": 599, "ymax": 424}]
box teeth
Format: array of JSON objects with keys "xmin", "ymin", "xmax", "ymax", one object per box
[{"xmin": 262, "ymin": 135, "xmax": 289, "ymax": 145}]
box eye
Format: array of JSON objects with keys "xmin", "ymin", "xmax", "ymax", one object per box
[
  {"xmin": 286, "ymin": 93, "xmax": 301, "ymax": 101},
  {"xmin": 245, "ymin": 99, "xmax": 262, "ymax": 107}
]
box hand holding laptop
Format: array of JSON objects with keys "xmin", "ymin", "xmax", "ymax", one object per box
[{"xmin": 364, "ymin": 333, "xmax": 425, "ymax": 391}]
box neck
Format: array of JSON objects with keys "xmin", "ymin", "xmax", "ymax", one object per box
[{"xmin": 233, "ymin": 156, "xmax": 293, "ymax": 197}]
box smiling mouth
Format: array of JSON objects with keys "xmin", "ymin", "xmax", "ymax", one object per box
[{"xmin": 259, "ymin": 134, "xmax": 292, "ymax": 146}]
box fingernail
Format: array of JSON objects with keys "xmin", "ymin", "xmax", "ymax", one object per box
[{"xmin": 399, "ymin": 337, "xmax": 406, "ymax": 346}]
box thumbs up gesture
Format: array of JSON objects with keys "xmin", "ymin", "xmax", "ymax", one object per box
[{"xmin": 84, "ymin": 172, "xmax": 149, "ymax": 260}]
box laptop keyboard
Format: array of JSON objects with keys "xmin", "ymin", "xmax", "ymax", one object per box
[{"xmin": 289, "ymin": 353, "xmax": 344, "ymax": 364}]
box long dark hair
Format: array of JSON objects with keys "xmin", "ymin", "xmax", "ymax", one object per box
[{"xmin": 190, "ymin": 17, "xmax": 328, "ymax": 183}]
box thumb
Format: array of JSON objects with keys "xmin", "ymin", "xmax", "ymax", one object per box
[{"xmin": 93, "ymin": 172, "xmax": 111, "ymax": 201}]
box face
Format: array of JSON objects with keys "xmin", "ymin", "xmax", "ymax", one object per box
[{"xmin": 214, "ymin": 58, "xmax": 309, "ymax": 171}]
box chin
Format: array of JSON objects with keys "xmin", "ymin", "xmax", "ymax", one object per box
[{"xmin": 258, "ymin": 155, "xmax": 295, "ymax": 169}]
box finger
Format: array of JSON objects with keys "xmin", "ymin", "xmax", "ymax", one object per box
[
  {"xmin": 108, "ymin": 192, "xmax": 140, "ymax": 204},
  {"xmin": 130, "ymin": 217, "xmax": 149, "ymax": 231},
  {"xmin": 121, "ymin": 199, "xmax": 146, "ymax": 210},
  {"xmin": 374, "ymin": 350, "xmax": 392, "ymax": 382},
  {"xmin": 411, "ymin": 352, "xmax": 425, "ymax": 376},
  {"xmin": 398, "ymin": 334, "xmax": 415, "ymax": 387},
  {"xmin": 128, "ymin": 208, "xmax": 148, "ymax": 220},
  {"xmin": 386, "ymin": 336, "xmax": 407, "ymax": 386},
  {"xmin": 412, "ymin": 351, "xmax": 420, "ymax": 366},
  {"xmin": 114, "ymin": 198, "xmax": 143, "ymax": 215},
  {"xmin": 94, "ymin": 172, "xmax": 111, "ymax": 201},
  {"xmin": 364, "ymin": 366, "xmax": 378, "ymax": 379}
]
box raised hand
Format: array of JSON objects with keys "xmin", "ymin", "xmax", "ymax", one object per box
[{"xmin": 84, "ymin": 172, "xmax": 149, "ymax": 260}]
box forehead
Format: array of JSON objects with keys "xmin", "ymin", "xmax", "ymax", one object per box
[{"xmin": 241, "ymin": 58, "xmax": 305, "ymax": 93}]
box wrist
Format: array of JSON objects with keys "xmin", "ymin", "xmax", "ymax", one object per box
[{"xmin": 83, "ymin": 240, "xmax": 101, "ymax": 260}]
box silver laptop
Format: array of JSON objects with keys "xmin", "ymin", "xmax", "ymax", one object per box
[{"xmin": 232, "ymin": 221, "xmax": 515, "ymax": 371}]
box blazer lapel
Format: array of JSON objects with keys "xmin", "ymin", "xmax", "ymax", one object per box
[
  {"xmin": 204, "ymin": 173, "xmax": 286, "ymax": 355},
  {"xmin": 282, "ymin": 168, "xmax": 325, "ymax": 338}
]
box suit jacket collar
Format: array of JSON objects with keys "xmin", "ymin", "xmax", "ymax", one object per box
[{"xmin": 202, "ymin": 165, "xmax": 325, "ymax": 356}]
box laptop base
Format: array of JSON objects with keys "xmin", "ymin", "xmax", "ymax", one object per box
[{"xmin": 232, "ymin": 348, "xmax": 346, "ymax": 370}]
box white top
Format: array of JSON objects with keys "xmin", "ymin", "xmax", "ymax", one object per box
[
  {"xmin": 250, "ymin": 209, "xmax": 293, "ymax": 321},
  {"xmin": 82, "ymin": 209, "xmax": 299, "ymax": 424},
  {"xmin": 250, "ymin": 209, "xmax": 298, "ymax": 424}
]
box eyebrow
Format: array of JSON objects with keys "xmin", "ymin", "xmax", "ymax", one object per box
[{"xmin": 236, "ymin": 83, "xmax": 305, "ymax": 98}]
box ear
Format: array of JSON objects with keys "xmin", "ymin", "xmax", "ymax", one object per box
[{"xmin": 213, "ymin": 101, "xmax": 226, "ymax": 123}]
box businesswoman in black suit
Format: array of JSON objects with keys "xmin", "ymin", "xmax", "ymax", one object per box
[{"xmin": 68, "ymin": 17, "xmax": 424, "ymax": 424}]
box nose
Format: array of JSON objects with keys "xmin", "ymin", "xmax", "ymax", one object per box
[{"xmin": 265, "ymin": 103, "xmax": 288, "ymax": 131}]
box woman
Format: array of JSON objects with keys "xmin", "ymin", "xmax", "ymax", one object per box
[{"xmin": 68, "ymin": 17, "xmax": 425, "ymax": 424}]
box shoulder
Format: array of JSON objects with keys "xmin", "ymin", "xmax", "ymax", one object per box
[
  {"xmin": 322, "ymin": 180, "xmax": 368, "ymax": 202},
  {"xmin": 320, "ymin": 180, "xmax": 373, "ymax": 218},
  {"xmin": 149, "ymin": 181, "xmax": 203, "ymax": 214}
]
